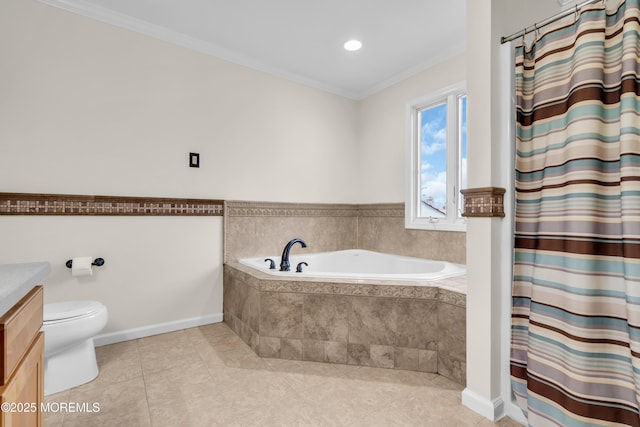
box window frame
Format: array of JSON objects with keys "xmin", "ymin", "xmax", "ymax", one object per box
[{"xmin": 405, "ymin": 81, "xmax": 467, "ymax": 232}]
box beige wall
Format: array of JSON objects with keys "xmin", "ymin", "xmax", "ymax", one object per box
[
  {"xmin": 0, "ymin": 0, "xmax": 359, "ymax": 341},
  {"xmin": 357, "ymin": 54, "xmax": 466, "ymax": 203},
  {"xmin": 0, "ymin": 0, "xmax": 359, "ymax": 203},
  {"xmin": 1, "ymin": 216, "xmax": 222, "ymax": 337}
]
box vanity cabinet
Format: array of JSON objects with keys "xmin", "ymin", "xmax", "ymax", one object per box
[{"xmin": 0, "ymin": 286, "xmax": 44, "ymax": 427}]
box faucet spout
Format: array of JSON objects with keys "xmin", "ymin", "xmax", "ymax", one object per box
[{"xmin": 280, "ymin": 238, "xmax": 307, "ymax": 271}]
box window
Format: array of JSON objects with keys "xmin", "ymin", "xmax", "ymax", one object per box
[{"xmin": 405, "ymin": 82, "xmax": 467, "ymax": 231}]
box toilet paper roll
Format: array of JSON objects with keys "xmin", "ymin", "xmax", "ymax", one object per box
[{"xmin": 71, "ymin": 256, "xmax": 93, "ymax": 277}]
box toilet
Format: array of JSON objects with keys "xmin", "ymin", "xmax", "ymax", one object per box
[{"xmin": 41, "ymin": 301, "xmax": 108, "ymax": 396}]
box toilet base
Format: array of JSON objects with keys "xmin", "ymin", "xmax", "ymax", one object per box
[{"xmin": 44, "ymin": 339, "xmax": 99, "ymax": 396}]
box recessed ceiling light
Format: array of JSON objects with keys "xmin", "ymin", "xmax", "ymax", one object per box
[{"xmin": 343, "ymin": 39, "xmax": 362, "ymax": 52}]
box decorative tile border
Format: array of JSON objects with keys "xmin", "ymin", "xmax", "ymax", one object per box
[
  {"xmin": 0, "ymin": 192, "xmax": 223, "ymax": 216},
  {"xmin": 460, "ymin": 187, "xmax": 506, "ymax": 218},
  {"xmin": 357, "ymin": 203, "xmax": 404, "ymax": 217},
  {"xmin": 224, "ymin": 200, "xmax": 405, "ymax": 218},
  {"xmin": 226, "ymin": 261, "xmax": 466, "ymax": 307},
  {"xmin": 224, "ymin": 200, "xmax": 358, "ymax": 217}
]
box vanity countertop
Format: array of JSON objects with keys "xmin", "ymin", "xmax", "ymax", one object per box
[{"xmin": 0, "ymin": 262, "xmax": 50, "ymax": 318}]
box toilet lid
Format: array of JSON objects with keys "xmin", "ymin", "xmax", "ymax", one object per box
[{"xmin": 44, "ymin": 301, "xmax": 104, "ymax": 322}]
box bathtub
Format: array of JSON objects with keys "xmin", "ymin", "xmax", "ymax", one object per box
[
  {"xmin": 225, "ymin": 250, "xmax": 468, "ymax": 384},
  {"xmin": 238, "ymin": 249, "xmax": 466, "ymax": 281}
]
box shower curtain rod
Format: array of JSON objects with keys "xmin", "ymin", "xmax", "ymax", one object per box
[{"xmin": 500, "ymin": 0, "xmax": 603, "ymax": 44}]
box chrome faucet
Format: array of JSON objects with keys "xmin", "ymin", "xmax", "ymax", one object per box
[{"xmin": 280, "ymin": 238, "xmax": 307, "ymax": 271}]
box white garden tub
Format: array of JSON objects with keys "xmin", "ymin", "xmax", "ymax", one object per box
[{"xmin": 239, "ymin": 249, "xmax": 466, "ymax": 281}]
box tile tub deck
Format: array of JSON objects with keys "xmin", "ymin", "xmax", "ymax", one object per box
[{"xmin": 223, "ymin": 262, "xmax": 467, "ymax": 385}]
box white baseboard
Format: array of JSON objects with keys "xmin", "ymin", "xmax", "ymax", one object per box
[
  {"xmin": 93, "ymin": 313, "xmax": 223, "ymax": 347},
  {"xmin": 461, "ymin": 388, "xmax": 505, "ymax": 421}
]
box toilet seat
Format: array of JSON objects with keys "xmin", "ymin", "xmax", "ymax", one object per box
[{"xmin": 44, "ymin": 301, "xmax": 105, "ymax": 324}]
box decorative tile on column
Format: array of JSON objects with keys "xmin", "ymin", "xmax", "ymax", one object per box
[{"xmin": 460, "ymin": 187, "xmax": 505, "ymax": 217}]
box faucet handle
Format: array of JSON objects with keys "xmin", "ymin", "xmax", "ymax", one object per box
[
  {"xmin": 296, "ymin": 262, "xmax": 308, "ymax": 273},
  {"xmin": 264, "ymin": 258, "xmax": 276, "ymax": 269}
]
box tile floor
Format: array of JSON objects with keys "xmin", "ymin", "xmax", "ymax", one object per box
[{"xmin": 44, "ymin": 323, "xmax": 520, "ymax": 426}]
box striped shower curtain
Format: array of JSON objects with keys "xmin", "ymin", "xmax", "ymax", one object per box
[{"xmin": 510, "ymin": 1, "xmax": 640, "ymax": 426}]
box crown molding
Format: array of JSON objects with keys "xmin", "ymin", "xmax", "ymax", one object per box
[
  {"xmin": 37, "ymin": 0, "xmax": 361, "ymax": 99},
  {"xmin": 37, "ymin": 0, "xmax": 463, "ymax": 101},
  {"xmin": 358, "ymin": 43, "xmax": 466, "ymax": 100}
]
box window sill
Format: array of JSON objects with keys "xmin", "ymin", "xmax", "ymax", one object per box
[{"xmin": 404, "ymin": 219, "xmax": 467, "ymax": 232}]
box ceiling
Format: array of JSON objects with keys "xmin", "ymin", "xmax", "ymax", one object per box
[{"xmin": 40, "ymin": 0, "xmax": 467, "ymax": 99}]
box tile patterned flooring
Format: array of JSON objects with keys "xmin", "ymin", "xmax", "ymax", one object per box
[{"xmin": 45, "ymin": 323, "xmax": 520, "ymax": 426}]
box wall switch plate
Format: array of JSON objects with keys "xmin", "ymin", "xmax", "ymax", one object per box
[{"xmin": 189, "ymin": 152, "xmax": 200, "ymax": 168}]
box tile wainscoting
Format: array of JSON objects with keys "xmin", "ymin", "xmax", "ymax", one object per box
[
  {"xmin": 223, "ymin": 201, "xmax": 358, "ymax": 263},
  {"xmin": 224, "ymin": 200, "xmax": 466, "ymax": 264},
  {"xmin": 224, "ymin": 262, "xmax": 467, "ymax": 385}
]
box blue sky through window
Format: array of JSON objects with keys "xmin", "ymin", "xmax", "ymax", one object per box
[
  {"xmin": 459, "ymin": 95, "xmax": 467, "ymax": 216},
  {"xmin": 420, "ymin": 96, "xmax": 467, "ymax": 218},
  {"xmin": 420, "ymin": 102, "xmax": 447, "ymax": 215}
]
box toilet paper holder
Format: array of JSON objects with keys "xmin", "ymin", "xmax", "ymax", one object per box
[{"xmin": 65, "ymin": 258, "xmax": 105, "ymax": 269}]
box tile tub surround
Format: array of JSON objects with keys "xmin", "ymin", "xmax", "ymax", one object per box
[
  {"xmin": 358, "ymin": 205, "xmax": 466, "ymax": 264},
  {"xmin": 223, "ymin": 201, "xmax": 358, "ymax": 263},
  {"xmin": 224, "ymin": 200, "xmax": 466, "ymax": 264},
  {"xmin": 223, "ymin": 262, "xmax": 467, "ymax": 385}
]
